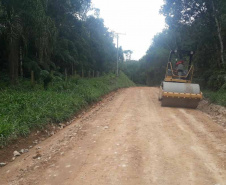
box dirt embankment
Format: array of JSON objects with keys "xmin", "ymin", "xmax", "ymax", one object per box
[
  {"xmin": 198, "ymin": 99, "xmax": 226, "ymax": 127},
  {"xmin": 0, "ymin": 87, "xmax": 225, "ymax": 185}
]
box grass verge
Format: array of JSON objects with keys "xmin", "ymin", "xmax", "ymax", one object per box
[
  {"xmin": 203, "ymin": 89, "xmax": 226, "ymax": 107},
  {"xmin": 0, "ymin": 72, "xmax": 135, "ymax": 147}
]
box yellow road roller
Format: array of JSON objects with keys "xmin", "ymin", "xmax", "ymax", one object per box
[{"xmin": 159, "ymin": 50, "xmax": 203, "ymax": 109}]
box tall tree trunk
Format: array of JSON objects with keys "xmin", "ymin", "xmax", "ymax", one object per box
[
  {"xmin": 211, "ymin": 0, "xmax": 224, "ymax": 65},
  {"xmin": 9, "ymin": 38, "xmax": 19, "ymax": 85},
  {"xmin": 65, "ymin": 68, "xmax": 67, "ymax": 81},
  {"xmin": 72, "ymin": 63, "xmax": 74, "ymax": 75},
  {"xmin": 82, "ymin": 64, "xmax": 84, "ymax": 78},
  {"xmin": 20, "ymin": 46, "xmax": 23, "ymax": 77}
]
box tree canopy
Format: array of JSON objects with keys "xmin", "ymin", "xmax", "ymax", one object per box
[
  {"xmin": 0, "ymin": 0, "xmax": 118, "ymax": 84},
  {"xmin": 138, "ymin": 0, "xmax": 226, "ymax": 89}
]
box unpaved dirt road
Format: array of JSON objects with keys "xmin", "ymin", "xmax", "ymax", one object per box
[{"xmin": 0, "ymin": 87, "xmax": 226, "ymax": 185}]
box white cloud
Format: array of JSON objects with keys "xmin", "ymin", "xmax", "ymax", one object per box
[{"xmin": 91, "ymin": 0, "xmax": 165, "ymax": 60}]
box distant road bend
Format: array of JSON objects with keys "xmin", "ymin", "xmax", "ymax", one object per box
[{"xmin": 0, "ymin": 87, "xmax": 225, "ymax": 185}]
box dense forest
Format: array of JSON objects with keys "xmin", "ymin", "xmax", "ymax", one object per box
[
  {"xmin": 124, "ymin": 0, "xmax": 226, "ymax": 91},
  {"xmin": 0, "ymin": 0, "xmax": 125, "ymax": 85}
]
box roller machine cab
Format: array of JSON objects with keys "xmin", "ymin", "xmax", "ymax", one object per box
[{"xmin": 159, "ymin": 50, "xmax": 203, "ymax": 109}]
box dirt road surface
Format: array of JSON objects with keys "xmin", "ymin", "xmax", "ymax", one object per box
[{"xmin": 0, "ymin": 87, "xmax": 226, "ymax": 185}]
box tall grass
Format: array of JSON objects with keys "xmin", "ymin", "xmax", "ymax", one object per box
[
  {"xmin": 0, "ymin": 72, "xmax": 135, "ymax": 146},
  {"xmin": 203, "ymin": 89, "xmax": 226, "ymax": 107}
]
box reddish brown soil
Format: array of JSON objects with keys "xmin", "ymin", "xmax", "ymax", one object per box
[
  {"xmin": 0, "ymin": 87, "xmax": 225, "ymax": 185},
  {"xmin": 0, "ymin": 90, "xmax": 119, "ymax": 164}
]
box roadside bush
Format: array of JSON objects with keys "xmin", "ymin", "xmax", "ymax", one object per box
[
  {"xmin": 207, "ymin": 75, "xmax": 225, "ymax": 91},
  {"xmin": 220, "ymin": 83, "xmax": 226, "ymax": 90},
  {"xmin": 204, "ymin": 89, "xmax": 226, "ymax": 107},
  {"xmin": 40, "ymin": 70, "xmax": 53, "ymax": 90}
]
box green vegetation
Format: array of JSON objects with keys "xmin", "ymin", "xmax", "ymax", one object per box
[
  {"xmin": 0, "ymin": 73, "xmax": 134, "ymax": 147},
  {"xmin": 137, "ymin": 0, "xmax": 226, "ymax": 86},
  {"xmin": 120, "ymin": 61, "xmax": 146, "ymax": 85},
  {"xmin": 120, "ymin": 0, "xmax": 226, "ymax": 106},
  {"xmin": 203, "ymin": 89, "xmax": 226, "ymax": 106},
  {"xmin": 0, "ymin": 0, "xmax": 132, "ymax": 146},
  {"xmin": 1, "ymin": 0, "xmax": 226, "ymax": 149},
  {"xmin": 0, "ymin": 0, "xmax": 121, "ymax": 84}
]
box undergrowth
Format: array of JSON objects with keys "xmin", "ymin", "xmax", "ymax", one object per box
[
  {"xmin": 203, "ymin": 89, "xmax": 226, "ymax": 107},
  {"xmin": 0, "ymin": 72, "xmax": 135, "ymax": 146}
]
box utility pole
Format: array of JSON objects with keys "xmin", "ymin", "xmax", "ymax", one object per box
[{"xmin": 115, "ymin": 32, "xmax": 126, "ymax": 76}]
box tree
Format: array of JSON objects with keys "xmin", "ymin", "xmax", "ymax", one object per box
[
  {"xmin": 0, "ymin": 0, "xmax": 118, "ymax": 83},
  {"xmin": 161, "ymin": 0, "xmax": 225, "ymax": 66},
  {"xmin": 124, "ymin": 50, "xmax": 133, "ymax": 61},
  {"xmin": 137, "ymin": 0, "xmax": 226, "ymax": 88},
  {"xmin": 118, "ymin": 47, "xmax": 124, "ymax": 62},
  {"xmin": 0, "ymin": 0, "xmax": 23, "ymax": 84}
]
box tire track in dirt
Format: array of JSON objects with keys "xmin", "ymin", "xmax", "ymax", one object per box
[{"xmin": 0, "ymin": 87, "xmax": 225, "ymax": 185}]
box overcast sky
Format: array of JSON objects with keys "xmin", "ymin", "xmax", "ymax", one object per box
[{"xmin": 91, "ymin": 0, "xmax": 166, "ymax": 60}]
